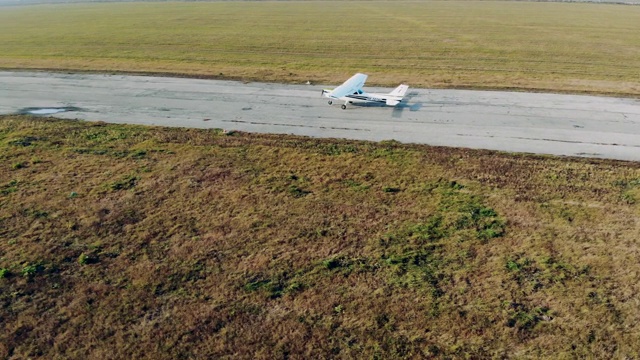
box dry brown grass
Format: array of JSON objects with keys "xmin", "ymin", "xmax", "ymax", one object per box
[
  {"xmin": 1, "ymin": 115, "xmax": 640, "ymax": 358},
  {"xmin": 0, "ymin": 2, "xmax": 639, "ymax": 96}
]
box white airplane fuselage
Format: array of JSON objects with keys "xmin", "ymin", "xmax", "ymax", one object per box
[{"xmin": 324, "ymin": 91, "xmax": 403, "ymax": 107}]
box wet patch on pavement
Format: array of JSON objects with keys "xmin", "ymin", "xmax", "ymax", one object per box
[{"xmin": 18, "ymin": 106, "xmax": 82, "ymax": 115}]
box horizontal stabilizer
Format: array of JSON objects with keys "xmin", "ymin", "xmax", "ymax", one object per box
[
  {"xmin": 386, "ymin": 99, "xmax": 400, "ymax": 106},
  {"xmin": 389, "ymin": 84, "xmax": 409, "ymax": 97}
]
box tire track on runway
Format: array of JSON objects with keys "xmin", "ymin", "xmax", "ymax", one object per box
[
  {"xmin": 222, "ymin": 119, "xmax": 370, "ymax": 132},
  {"xmin": 456, "ymin": 133, "xmax": 640, "ymax": 148}
]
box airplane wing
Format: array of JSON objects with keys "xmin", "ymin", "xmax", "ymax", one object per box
[{"xmin": 328, "ymin": 73, "xmax": 367, "ymax": 98}]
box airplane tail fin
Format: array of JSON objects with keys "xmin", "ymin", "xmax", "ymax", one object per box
[
  {"xmin": 388, "ymin": 84, "xmax": 409, "ymax": 97},
  {"xmin": 321, "ymin": 89, "xmax": 333, "ymax": 97}
]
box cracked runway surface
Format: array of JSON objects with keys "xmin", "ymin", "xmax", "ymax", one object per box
[{"xmin": 2, "ymin": 71, "xmax": 640, "ymax": 161}]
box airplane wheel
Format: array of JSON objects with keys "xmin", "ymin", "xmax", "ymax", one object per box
[
  {"xmin": 341, "ymin": 105, "xmax": 347, "ymax": 110},
  {"xmin": 328, "ymin": 100, "xmax": 333, "ymax": 105}
]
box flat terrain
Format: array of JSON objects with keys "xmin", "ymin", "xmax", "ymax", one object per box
[
  {"xmin": 2, "ymin": 1, "xmax": 640, "ymax": 358},
  {"xmin": 1, "ymin": 115, "xmax": 640, "ymax": 358},
  {"xmin": 0, "ymin": 1, "xmax": 639, "ymax": 96},
  {"xmin": 2, "ymin": 71, "xmax": 640, "ymax": 161}
]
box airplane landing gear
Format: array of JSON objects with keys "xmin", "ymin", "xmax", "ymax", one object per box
[
  {"xmin": 341, "ymin": 104, "xmax": 347, "ymax": 110},
  {"xmin": 328, "ymin": 100, "xmax": 333, "ymax": 105}
]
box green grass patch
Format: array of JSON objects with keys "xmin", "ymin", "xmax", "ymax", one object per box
[
  {"xmin": 109, "ymin": 175, "xmax": 139, "ymax": 191},
  {"xmin": 1, "ymin": 180, "xmax": 19, "ymax": 195}
]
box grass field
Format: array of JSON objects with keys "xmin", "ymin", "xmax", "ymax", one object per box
[
  {"xmin": 1, "ymin": 115, "xmax": 640, "ymax": 358},
  {"xmin": 0, "ymin": 1, "xmax": 639, "ymax": 96}
]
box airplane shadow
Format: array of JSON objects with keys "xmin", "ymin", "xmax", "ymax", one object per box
[
  {"xmin": 392, "ymin": 91, "xmax": 422, "ymax": 118},
  {"xmin": 346, "ymin": 91, "xmax": 423, "ymax": 118}
]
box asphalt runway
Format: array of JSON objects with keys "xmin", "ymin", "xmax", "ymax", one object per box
[{"xmin": 2, "ymin": 71, "xmax": 640, "ymax": 161}]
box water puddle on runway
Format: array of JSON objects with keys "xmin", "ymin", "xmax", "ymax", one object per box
[{"xmin": 18, "ymin": 106, "xmax": 82, "ymax": 115}]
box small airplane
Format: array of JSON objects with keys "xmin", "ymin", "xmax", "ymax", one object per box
[{"xmin": 322, "ymin": 73, "xmax": 409, "ymax": 109}]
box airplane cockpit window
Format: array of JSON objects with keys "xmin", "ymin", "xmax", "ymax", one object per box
[{"xmin": 357, "ymin": 89, "xmax": 363, "ymax": 94}]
